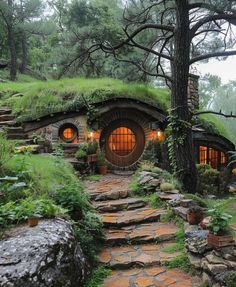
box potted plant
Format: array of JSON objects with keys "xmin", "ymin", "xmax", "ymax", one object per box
[
  {"xmin": 207, "ymin": 206, "xmax": 234, "ymax": 248},
  {"xmin": 86, "ymin": 140, "xmax": 98, "ymax": 163},
  {"xmin": 75, "ymin": 143, "xmax": 88, "ymax": 162},
  {"xmin": 187, "ymin": 206, "xmax": 204, "ymax": 225},
  {"xmin": 97, "ymin": 151, "xmax": 107, "ymax": 175}
]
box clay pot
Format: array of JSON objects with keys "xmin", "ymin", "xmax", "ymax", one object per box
[
  {"xmin": 187, "ymin": 211, "xmax": 204, "ymax": 225},
  {"xmin": 207, "ymin": 233, "xmax": 235, "ymax": 248},
  {"xmin": 28, "ymin": 217, "xmax": 39, "ymax": 227},
  {"xmin": 98, "ymin": 166, "xmax": 108, "ymax": 175}
]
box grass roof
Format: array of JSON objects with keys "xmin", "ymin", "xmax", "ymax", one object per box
[
  {"xmin": 0, "ymin": 77, "xmax": 170, "ymax": 122},
  {"xmin": 0, "ymin": 75, "xmax": 232, "ymax": 142}
]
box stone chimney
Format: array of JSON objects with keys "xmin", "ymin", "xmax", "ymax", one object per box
[{"xmin": 188, "ymin": 74, "xmax": 199, "ymax": 111}]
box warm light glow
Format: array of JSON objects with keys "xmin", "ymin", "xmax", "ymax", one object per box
[
  {"xmin": 199, "ymin": 145, "xmax": 227, "ymax": 170},
  {"xmin": 150, "ymin": 129, "xmax": 165, "ymax": 141},
  {"xmin": 108, "ymin": 127, "xmax": 136, "ymax": 156},
  {"xmin": 89, "ymin": 131, "xmax": 94, "ymax": 139},
  {"xmin": 63, "ymin": 128, "xmax": 75, "ymax": 139}
]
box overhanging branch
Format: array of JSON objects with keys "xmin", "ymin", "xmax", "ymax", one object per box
[
  {"xmin": 190, "ymin": 50, "xmax": 236, "ymax": 64},
  {"xmin": 193, "ymin": 110, "xmax": 236, "ymax": 118}
]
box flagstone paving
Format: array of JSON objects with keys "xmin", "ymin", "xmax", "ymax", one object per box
[{"xmin": 85, "ymin": 174, "xmax": 200, "ymax": 287}]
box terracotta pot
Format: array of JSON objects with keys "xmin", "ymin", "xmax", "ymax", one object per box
[
  {"xmin": 207, "ymin": 232, "xmax": 235, "ymax": 248},
  {"xmin": 98, "ymin": 165, "xmax": 108, "ymax": 175},
  {"xmin": 28, "ymin": 217, "xmax": 39, "ymax": 227},
  {"xmin": 187, "ymin": 212, "xmax": 204, "ymax": 225}
]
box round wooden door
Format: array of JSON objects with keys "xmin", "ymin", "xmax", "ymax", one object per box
[{"xmin": 101, "ymin": 120, "xmax": 145, "ymax": 168}]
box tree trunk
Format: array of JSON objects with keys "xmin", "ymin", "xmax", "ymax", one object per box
[
  {"xmin": 20, "ymin": 32, "xmax": 28, "ymax": 73},
  {"xmin": 171, "ymin": 0, "xmax": 197, "ymax": 192},
  {"xmin": 7, "ymin": 0, "xmax": 17, "ymax": 81}
]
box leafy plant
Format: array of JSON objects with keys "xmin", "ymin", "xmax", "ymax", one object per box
[
  {"xmin": 84, "ymin": 266, "xmax": 111, "ymax": 287},
  {"xmin": 53, "ymin": 183, "xmax": 91, "ymax": 220},
  {"xmin": 207, "ymin": 206, "xmax": 232, "ymax": 235},
  {"xmin": 87, "ymin": 139, "xmax": 98, "ymax": 155},
  {"xmin": 75, "ymin": 211, "xmax": 104, "ymax": 260},
  {"xmin": 143, "ymin": 140, "xmax": 163, "ymax": 164},
  {"xmin": 75, "ymin": 143, "xmax": 88, "ymax": 159},
  {"xmin": 196, "ymin": 164, "xmax": 220, "ymax": 195},
  {"xmin": 97, "ymin": 151, "xmax": 106, "ymax": 167},
  {"xmin": 0, "ymin": 132, "xmax": 14, "ymax": 174},
  {"xmin": 160, "ymin": 182, "xmax": 175, "ymax": 191}
]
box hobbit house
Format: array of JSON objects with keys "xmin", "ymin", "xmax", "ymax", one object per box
[{"xmin": 0, "ymin": 75, "xmax": 234, "ymax": 171}]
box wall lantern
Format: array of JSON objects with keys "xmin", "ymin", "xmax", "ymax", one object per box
[{"xmin": 149, "ymin": 122, "xmax": 165, "ymax": 141}]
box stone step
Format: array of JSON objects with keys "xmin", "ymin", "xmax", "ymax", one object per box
[
  {"xmin": 0, "ymin": 120, "xmax": 16, "ymax": 126},
  {"xmin": 99, "ymin": 242, "xmax": 180, "ymax": 268},
  {"xmin": 7, "ymin": 126, "xmax": 24, "ymax": 133},
  {"xmin": 7, "ymin": 133, "xmax": 28, "ymax": 140},
  {"xmin": 0, "ymin": 114, "xmax": 15, "ymax": 121},
  {"xmin": 101, "ymin": 207, "xmax": 166, "ymax": 228},
  {"xmin": 105, "ymin": 222, "xmax": 178, "ymax": 245},
  {"xmin": 0, "ymin": 108, "xmax": 12, "ymax": 115},
  {"xmin": 94, "ymin": 197, "xmax": 147, "ymax": 212},
  {"xmin": 174, "ymin": 206, "xmax": 188, "ymax": 221},
  {"xmin": 90, "ymin": 189, "xmax": 132, "ymax": 201},
  {"xmin": 102, "ymin": 266, "xmax": 200, "ymax": 287}
]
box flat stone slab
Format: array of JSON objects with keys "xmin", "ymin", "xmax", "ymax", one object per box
[
  {"xmin": 99, "ymin": 243, "xmax": 180, "ymax": 268},
  {"xmin": 157, "ymin": 192, "xmax": 184, "ymax": 201},
  {"xmin": 173, "ymin": 206, "xmax": 188, "ymax": 220},
  {"xmin": 105, "ymin": 222, "xmax": 178, "ymax": 245},
  {"xmin": 94, "ymin": 197, "xmax": 146, "ymax": 212},
  {"xmin": 0, "ymin": 120, "xmax": 16, "ymax": 126},
  {"xmin": 91, "ymin": 189, "xmax": 131, "ymax": 201},
  {"xmin": 102, "ymin": 267, "xmax": 200, "ymax": 287},
  {"xmin": 101, "ymin": 207, "xmax": 166, "ymax": 227}
]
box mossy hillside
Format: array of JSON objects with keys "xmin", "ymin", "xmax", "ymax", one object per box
[{"xmin": 0, "ymin": 77, "xmax": 170, "ymax": 122}]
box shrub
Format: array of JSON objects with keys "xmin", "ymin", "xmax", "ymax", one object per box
[
  {"xmin": 143, "ymin": 140, "xmax": 163, "ymax": 164},
  {"xmin": 160, "ymin": 182, "xmax": 175, "ymax": 191},
  {"xmin": 84, "ymin": 266, "xmax": 111, "ymax": 287},
  {"xmin": 75, "ymin": 211, "xmax": 104, "ymax": 260},
  {"xmin": 0, "ymin": 132, "xmax": 14, "ymax": 174},
  {"xmin": 139, "ymin": 160, "xmax": 155, "ymax": 172},
  {"xmin": 53, "ymin": 183, "xmax": 91, "ymax": 220},
  {"xmin": 75, "ymin": 143, "xmax": 88, "ymax": 160},
  {"xmin": 224, "ymin": 271, "xmax": 236, "ymax": 287},
  {"xmin": 87, "ymin": 140, "xmax": 98, "ymax": 155},
  {"xmin": 196, "ymin": 164, "xmax": 220, "ymax": 194},
  {"xmin": 97, "ymin": 151, "xmax": 106, "ymax": 166}
]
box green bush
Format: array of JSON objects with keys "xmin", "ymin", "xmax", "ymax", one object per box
[
  {"xmin": 75, "ymin": 143, "xmax": 88, "ymax": 160},
  {"xmin": 84, "ymin": 266, "xmax": 111, "ymax": 287},
  {"xmin": 207, "ymin": 206, "xmax": 232, "ymax": 235},
  {"xmin": 160, "ymin": 182, "xmax": 175, "ymax": 191},
  {"xmin": 53, "ymin": 182, "xmax": 91, "ymax": 220},
  {"xmin": 0, "ymin": 132, "xmax": 14, "ymax": 174},
  {"xmin": 143, "ymin": 140, "xmax": 163, "ymax": 164},
  {"xmin": 196, "ymin": 164, "xmax": 220, "ymax": 194},
  {"xmin": 224, "ymin": 271, "xmax": 236, "ymax": 287},
  {"xmin": 75, "ymin": 211, "xmax": 104, "ymax": 260},
  {"xmin": 87, "ymin": 140, "xmax": 98, "ymax": 155}
]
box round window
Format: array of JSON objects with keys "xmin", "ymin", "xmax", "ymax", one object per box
[
  {"xmin": 108, "ymin": 127, "xmax": 136, "ymax": 156},
  {"xmin": 59, "ymin": 124, "xmax": 78, "ymax": 143}
]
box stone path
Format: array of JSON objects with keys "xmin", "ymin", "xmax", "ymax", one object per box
[{"xmin": 85, "ymin": 174, "xmax": 200, "ymax": 287}]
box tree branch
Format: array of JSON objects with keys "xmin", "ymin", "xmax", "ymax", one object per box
[
  {"xmin": 190, "ymin": 50, "xmax": 236, "ymax": 64},
  {"xmin": 194, "ymin": 110, "xmax": 236, "ymax": 118}
]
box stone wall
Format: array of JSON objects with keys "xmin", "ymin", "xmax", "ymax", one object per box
[{"xmin": 0, "ymin": 219, "xmax": 89, "ymax": 287}]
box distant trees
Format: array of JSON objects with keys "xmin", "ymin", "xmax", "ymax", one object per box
[{"xmin": 0, "ymin": 0, "xmax": 54, "ymax": 80}]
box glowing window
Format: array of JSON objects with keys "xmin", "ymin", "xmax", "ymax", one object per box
[
  {"xmin": 108, "ymin": 127, "xmax": 136, "ymax": 156},
  {"xmin": 199, "ymin": 145, "xmax": 227, "ymax": 170},
  {"xmin": 59, "ymin": 124, "xmax": 78, "ymax": 143},
  {"xmin": 63, "ymin": 128, "xmax": 75, "ymax": 139}
]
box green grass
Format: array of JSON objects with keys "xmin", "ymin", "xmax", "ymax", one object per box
[
  {"xmin": 5, "ymin": 154, "xmax": 83, "ymax": 195},
  {"xmin": 84, "ymin": 174, "xmax": 102, "ymax": 181},
  {"xmin": 84, "ymin": 266, "xmax": 111, "ymax": 287},
  {"xmin": 0, "ymin": 77, "xmax": 170, "ymax": 122},
  {"xmin": 143, "ymin": 193, "xmax": 166, "ymax": 208}
]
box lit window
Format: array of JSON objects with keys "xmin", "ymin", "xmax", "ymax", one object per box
[
  {"xmin": 59, "ymin": 124, "xmax": 78, "ymax": 143},
  {"xmin": 199, "ymin": 145, "xmax": 227, "ymax": 170},
  {"xmin": 108, "ymin": 127, "xmax": 136, "ymax": 156}
]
